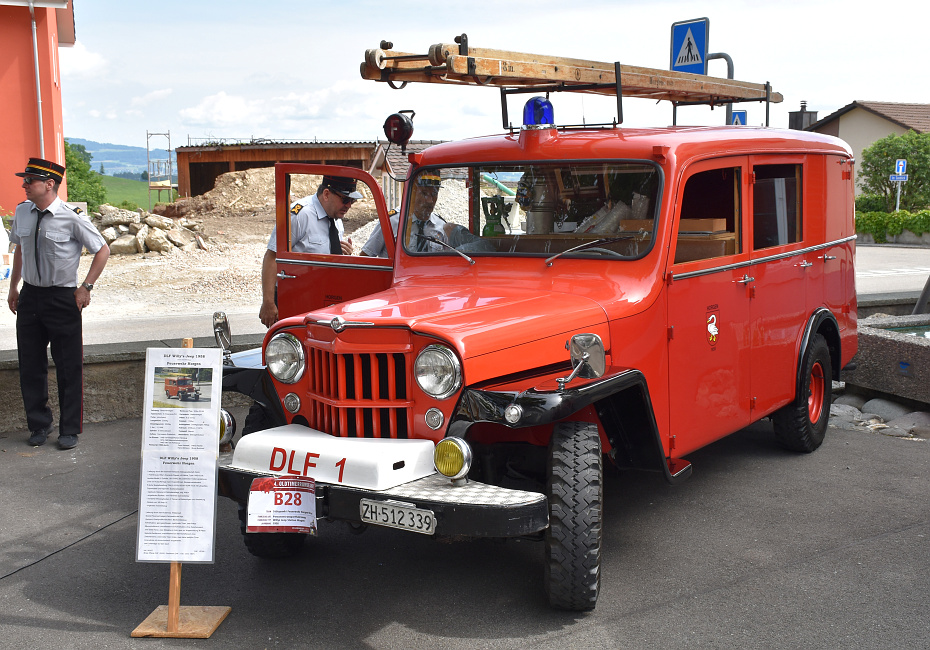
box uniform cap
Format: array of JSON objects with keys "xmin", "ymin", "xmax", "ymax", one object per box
[
  {"xmin": 321, "ymin": 176, "xmax": 363, "ymax": 200},
  {"xmin": 16, "ymin": 157, "xmax": 65, "ymax": 183},
  {"xmin": 417, "ymin": 172, "xmax": 442, "ymax": 187}
]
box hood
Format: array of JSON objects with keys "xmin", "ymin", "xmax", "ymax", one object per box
[{"xmin": 313, "ymin": 285, "xmax": 610, "ymax": 361}]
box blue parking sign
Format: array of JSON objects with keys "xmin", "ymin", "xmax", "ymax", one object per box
[{"xmin": 671, "ymin": 18, "xmax": 709, "ymax": 75}]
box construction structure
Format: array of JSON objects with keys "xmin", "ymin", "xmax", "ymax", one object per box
[
  {"xmin": 146, "ymin": 130, "xmax": 175, "ymax": 209},
  {"xmin": 175, "ymin": 139, "xmax": 379, "ymax": 198}
]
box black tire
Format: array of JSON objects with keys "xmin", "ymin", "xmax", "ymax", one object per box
[
  {"xmin": 180, "ymin": 393, "xmax": 187, "ymax": 402},
  {"xmin": 242, "ymin": 401, "xmax": 274, "ymax": 435},
  {"xmin": 165, "ymin": 390, "xmax": 171, "ymax": 399},
  {"xmin": 772, "ymin": 333, "xmax": 832, "ymax": 452},
  {"xmin": 545, "ymin": 421, "xmax": 602, "ymax": 611},
  {"xmin": 193, "ymin": 394, "xmax": 200, "ymax": 401},
  {"xmin": 237, "ymin": 504, "xmax": 307, "ymax": 558}
]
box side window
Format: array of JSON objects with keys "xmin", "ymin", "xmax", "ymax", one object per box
[
  {"xmin": 753, "ymin": 164, "xmax": 802, "ymax": 250},
  {"xmin": 674, "ymin": 166, "xmax": 741, "ymax": 264}
]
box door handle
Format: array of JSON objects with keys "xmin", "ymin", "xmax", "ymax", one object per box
[
  {"xmin": 795, "ymin": 261, "xmax": 813, "ymax": 268},
  {"xmin": 733, "ymin": 274, "xmax": 755, "ymax": 284},
  {"xmin": 819, "ymin": 254, "xmax": 837, "ymax": 261},
  {"xmin": 277, "ymin": 271, "xmax": 296, "ymax": 280}
]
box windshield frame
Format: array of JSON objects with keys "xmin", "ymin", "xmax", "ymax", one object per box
[{"xmin": 400, "ymin": 158, "xmax": 665, "ymax": 262}]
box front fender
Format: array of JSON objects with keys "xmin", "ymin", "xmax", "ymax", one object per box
[{"xmin": 221, "ymin": 366, "xmax": 287, "ymax": 427}]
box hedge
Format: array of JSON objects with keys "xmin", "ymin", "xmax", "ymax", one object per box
[{"xmin": 855, "ymin": 209, "xmax": 930, "ymax": 243}]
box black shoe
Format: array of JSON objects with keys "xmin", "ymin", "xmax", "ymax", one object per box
[
  {"xmin": 58, "ymin": 435, "xmax": 78, "ymax": 450},
  {"xmin": 28, "ymin": 427, "xmax": 50, "ymax": 446}
]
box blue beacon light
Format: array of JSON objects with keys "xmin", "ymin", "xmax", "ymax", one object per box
[{"xmin": 523, "ymin": 97, "xmax": 554, "ymax": 127}]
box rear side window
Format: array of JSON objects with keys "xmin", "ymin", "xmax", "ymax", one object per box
[
  {"xmin": 674, "ymin": 166, "xmax": 741, "ymax": 264},
  {"xmin": 753, "ymin": 164, "xmax": 802, "ymax": 249}
]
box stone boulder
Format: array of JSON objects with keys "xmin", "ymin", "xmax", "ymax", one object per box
[
  {"xmin": 99, "ymin": 226, "xmax": 120, "ymax": 244},
  {"xmin": 134, "ymin": 224, "xmax": 149, "ymax": 253},
  {"xmin": 109, "ymin": 234, "xmax": 139, "ymax": 255},
  {"xmin": 144, "ymin": 227, "xmax": 174, "ymax": 253},
  {"xmin": 144, "ymin": 214, "xmax": 175, "ymax": 230},
  {"xmin": 97, "ymin": 204, "xmax": 141, "ymax": 228},
  {"xmin": 166, "ymin": 227, "xmax": 196, "ymax": 248}
]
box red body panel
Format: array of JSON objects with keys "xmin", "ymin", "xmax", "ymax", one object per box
[{"xmin": 268, "ymin": 125, "xmax": 857, "ymax": 460}]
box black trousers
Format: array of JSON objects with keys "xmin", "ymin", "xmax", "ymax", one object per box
[{"xmin": 16, "ymin": 283, "xmax": 84, "ymax": 437}]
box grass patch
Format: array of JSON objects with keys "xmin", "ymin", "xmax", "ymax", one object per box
[{"xmin": 101, "ymin": 175, "xmax": 178, "ymax": 211}]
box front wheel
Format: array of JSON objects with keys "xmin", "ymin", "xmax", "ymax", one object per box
[
  {"xmin": 545, "ymin": 421, "xmax": 602, "ymax": 611},
  {"xmin": 772, "ymin": 333, "xmax": 832, "ymax": 452}
]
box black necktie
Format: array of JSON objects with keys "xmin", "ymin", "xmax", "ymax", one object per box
[
  {"xmin": 328, "ymin": 218, "xmax": 341, "ymax": 254},
  {"xmin": 416, "ymin": 220, "xmax": 427, "ymax": 252},
  {"xmin": 35, "ymin": 209, "xmax": 49, "ymax": 282}
]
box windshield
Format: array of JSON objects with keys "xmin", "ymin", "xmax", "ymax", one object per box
[{"xmin": 402, "ymin": 162, "xmax": 660, "ymax": 259}]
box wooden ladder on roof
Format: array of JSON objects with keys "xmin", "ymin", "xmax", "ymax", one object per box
[{"xmin": 361, "ymin": 34, "xmax": 783, "ymax": 127}]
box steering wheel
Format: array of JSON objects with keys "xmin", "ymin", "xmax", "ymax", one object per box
[{"xmin": 580, "ymin": 247, "xmax": 626, "ymax": 259}]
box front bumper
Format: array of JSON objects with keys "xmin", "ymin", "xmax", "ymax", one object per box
[{"xmin": 218, "ymin": 455, "xmax": 548, "ymax": 538}]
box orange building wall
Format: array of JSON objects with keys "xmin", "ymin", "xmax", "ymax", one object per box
[{"xmin": 0, "ymin": 4, "xmax": 68, "ymax": 217}]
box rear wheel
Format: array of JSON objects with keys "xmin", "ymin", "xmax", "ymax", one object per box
[
  {"xmin": 545, "ymin": 421, "xmax": 602, "ymax": 611},
  {"xmin": 773, "ymin": 333, "xmax": 832, "ymax": 452},
  {"xmin": 165, "ymin": 390, "xmax": 170, "ymax": 398},
  {"xmin": 237, "ymin": 504, "xmax": 307, "ymax": 558}
]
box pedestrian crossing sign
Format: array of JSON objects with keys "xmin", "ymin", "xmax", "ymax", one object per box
[
  {"xmin": 731, "ymin": 110, "xmax": 747, "ymax": 126},
  {"xmin": 670, "ymin": 18, "xmax": 709, "ymax": 75}
]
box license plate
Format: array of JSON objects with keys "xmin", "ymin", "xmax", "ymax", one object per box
[{"xmin": 360, "ymin": 499, "xmax": 436, "ymax": 535}]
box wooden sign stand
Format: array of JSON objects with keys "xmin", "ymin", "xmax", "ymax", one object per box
[{"xmin": 132, "ymin": 338, "xmax": 231, "ymax": 639}]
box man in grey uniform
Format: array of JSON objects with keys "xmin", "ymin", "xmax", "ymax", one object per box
[
  {"xmin": 361, "ymin": 172, "xmax": 447, "ymax": 257},
  {"xmin": 7, "ymin": 157, "xmax": 109, "ymax": 450},
  {"xmin": 259, "ymin": 175, "xmax": 361, "ymax": 327}
]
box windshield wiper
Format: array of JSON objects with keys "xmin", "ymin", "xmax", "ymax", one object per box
[
  {"xmin": 544, "ymin": 237, "xmax": 626, "ymax": 267},
  {"xmin": 417, "ymin": 235, "xmax": 476, "ymax": 265}
]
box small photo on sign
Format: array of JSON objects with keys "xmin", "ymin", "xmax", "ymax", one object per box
[{"xmin": 153, "ymin": 366, "xmax": 213, "ymax": 410}]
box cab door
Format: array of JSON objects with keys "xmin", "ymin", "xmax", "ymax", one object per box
[
  {"xmin": 273, "ymin": 164, "xmax": 395, "ymax": 320},
  {"xmin": 746, "ymin": 157, "xmax": 809, "ymax": 416},
  {"xmin": 667, "ymin": 158, "xmax": 752, "ymax": 454}
]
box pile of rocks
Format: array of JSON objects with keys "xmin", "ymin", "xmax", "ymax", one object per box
[{"xmin": 92, "ymin": 204, "xmax": 205, "ymax": 255}]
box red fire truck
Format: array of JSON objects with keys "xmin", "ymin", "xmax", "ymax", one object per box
[{"xmin": 215, "ymin": 38, "xmax": 856, "ymax": 610}]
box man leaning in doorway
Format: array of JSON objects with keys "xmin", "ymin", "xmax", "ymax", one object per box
[
  {"xmin": 259, "ymin": 175, "xmax": 360, "ymax": 327},
  {"xmin": 6, "ymin": 158, "xmax": 110, "ymax": 450}
]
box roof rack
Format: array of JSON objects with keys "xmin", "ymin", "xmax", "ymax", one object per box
[{"xmin": 361, "ymin": 34, "xmax": 783, "ymax": 128}]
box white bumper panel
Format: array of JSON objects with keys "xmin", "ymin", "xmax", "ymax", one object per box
[{"xmin": 231, "ymin": 426, "xmax": 437, "ymax": 491}]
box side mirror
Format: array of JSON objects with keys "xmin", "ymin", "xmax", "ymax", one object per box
[
  {"xmin": 569, "ymin": 333, "xmax": 606, "ymax": 379},
  {"xmin": 557, "ymin": 333, "xmax": 606, "ymax": 390}
]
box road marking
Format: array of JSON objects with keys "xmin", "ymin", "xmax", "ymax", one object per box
[{"xmin": 856, "ymin": 267, "xmax": 930, "ymax": 278}]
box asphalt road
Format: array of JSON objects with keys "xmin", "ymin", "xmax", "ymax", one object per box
[{"xmin": 1, "ymin": 407, "xmax": 927, "ymax": 649}]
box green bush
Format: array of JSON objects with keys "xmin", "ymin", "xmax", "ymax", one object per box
[
  {"xmin": 855, "ymin": 193, "xmax": 888, "ymax": 213},
  {"xmin": 856, "ymin": 209, "xmax": 930, "ymax": 243},
  {"xmin": 117, "ymin": 200, "xmax": 140, "ymax": 211}
]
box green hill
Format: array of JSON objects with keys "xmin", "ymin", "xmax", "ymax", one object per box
[{"xmin": 100, "ymin": 175, "xmax": 177, "ymax": 210}]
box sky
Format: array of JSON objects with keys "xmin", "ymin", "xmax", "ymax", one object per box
[{"xmin": 59, "ymin": 0, "xmax": 926, "ymax": 149}]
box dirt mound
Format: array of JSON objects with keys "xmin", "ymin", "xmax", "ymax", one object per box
[{"xmin": 175, "ymin": 168, "xmax": 379, "ymax": 246}]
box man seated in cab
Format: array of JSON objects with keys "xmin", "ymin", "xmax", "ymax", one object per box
[{"xmin": 361, "ymin": 172, "xmax": 448, "ymax": 257}]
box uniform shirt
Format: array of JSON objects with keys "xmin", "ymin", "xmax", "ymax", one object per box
[
  {"xmin": 266, "ymin": 194, "xmax": 343, "ymax": 254},
  {"xmin": 10, "ymin": 197, "xmax": 106, "ymax": 287},
  {"xmin": 362, "ymin": 212, "xmax": 447, "ymax": 258}
]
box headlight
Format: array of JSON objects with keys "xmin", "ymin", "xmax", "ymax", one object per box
[
  {"xmin": 414, "ymin": 344, "xmax": 462, "ymax": 399},
  {"xmin": 266, "ymin": 332, "xmax": 305, "ymax": 384},
  {"xmin": 434, "ymin": 437, "xmax": 472, "ymax": 481}
]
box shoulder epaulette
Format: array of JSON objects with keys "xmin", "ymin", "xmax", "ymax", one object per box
[
  {"xmin": 388, "ymin": 209, "xmax": 398, "ymax": 217},
  {"xmin": 290, "ymin": 203, "xmax": 304, "ymax": 215}
]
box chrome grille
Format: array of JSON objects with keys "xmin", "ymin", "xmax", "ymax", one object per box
[{"xmin": 305, "ymin": 347, "xmax": 411, "ymax": 438}]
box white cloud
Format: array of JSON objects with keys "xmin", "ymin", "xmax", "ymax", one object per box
[
  {"xmin": 131, "ymin": 89, "xmax": 174, "ymax": 107},
  {"xmin": 58, "ymin": 41, "xmax": 106, "ymax": 78}
]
